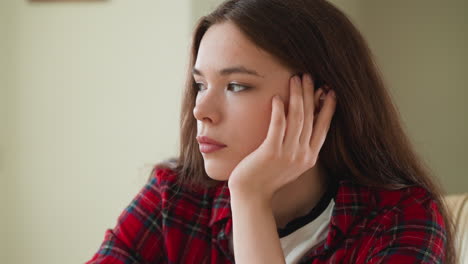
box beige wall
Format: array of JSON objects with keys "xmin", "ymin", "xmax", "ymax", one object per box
[
  {"xmin": 191, "ymin": 0, "xmax": 223, "ymax": 26},
  {"xmin": 1, "ymin": 0, "xmax": 15, "ymax": 262},
  {"xmin": 332, "ymin": 1, "xmax": 467, "ymax": 194},
  {"xmin": 1, "ymin": 0, "xmax": 466, "ymax": 263},
  {"xmin": 2, "ymin": 0, "xmax": 190, "ymax": 263},
  {"xmin": 357, "ymin": 1, "xmax": 468, "ymax": 194}
]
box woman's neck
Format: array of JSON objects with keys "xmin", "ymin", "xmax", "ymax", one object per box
[{"xmin": 271, "ymin": 162, "xmax": 328, "ymax": 229}]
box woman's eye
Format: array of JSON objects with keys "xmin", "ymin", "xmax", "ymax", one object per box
[
  {"xmin": 228, "ymin": 83, "xmax": 250, "ymax": 92},
  {"xmin": 195, "ymin": 82, "xmax": 250, "ymax": 93},
  {"xmin": 195, "ymin": 82, "xmax": 206, "ymax": 91}
]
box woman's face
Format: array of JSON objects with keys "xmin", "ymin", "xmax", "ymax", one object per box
[{"xmin": 193, "ymin": 21, "xmax": 295, "ymax": 181}]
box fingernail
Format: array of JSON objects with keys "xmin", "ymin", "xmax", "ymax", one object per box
[
  {"xmin": 320, "ymin": 92, "xmax": 326, "ymax": 100},
  {"xmin": 330, "ymin": 90, "xmax": 336, "ymax": 98},
  {"xmin": 294, "ymin": 75, "xmax": 300, "ymax": 83}
]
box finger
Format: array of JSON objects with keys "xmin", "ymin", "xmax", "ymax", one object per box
[
  {"xmin": 299, "ymin": 74, "xmax": 314, "ymax": 145},
  {"xmin": 265, "ymin": 94, "xmax": 286, "ymax": 150},
  {"xmin": 310, "ymin": 90, "xmax": 337, "ymax": 151},
  {"xmin": 283, "ymin": 76, "xmax": 304, "ymax": 147}
]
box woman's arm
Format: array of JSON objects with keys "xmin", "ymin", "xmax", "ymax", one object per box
[{"xmin": 230, "ymin": 191, "xmax": 286, "ymax": 264}]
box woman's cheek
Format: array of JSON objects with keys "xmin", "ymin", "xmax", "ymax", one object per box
[{"xmin": 242, "ymin": 105, "xmax": 272, "ymax": 151}]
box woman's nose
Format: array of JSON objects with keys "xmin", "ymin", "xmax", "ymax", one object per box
[{"xmin": 193, "ymin": 90, "xmax": 221, "ymax": 124}]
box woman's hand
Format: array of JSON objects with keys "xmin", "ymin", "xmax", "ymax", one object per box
[{"xmin": 227, "ymin": 74, "xmax": 337, "ymax": 203}]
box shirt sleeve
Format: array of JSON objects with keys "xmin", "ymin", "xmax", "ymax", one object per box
[
  {"xmin": 85, "ymin": 168, "xmax": 168, "ymax": 264},
  {"xmin": 365, "ymin": 192, "xmax": 447, "ymax": 264}
]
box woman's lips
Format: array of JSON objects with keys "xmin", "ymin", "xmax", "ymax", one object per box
[
  {"xmin": 196, "ymin": 136, "xmax": 227, "ymax": 153},
  {"xmin": 196, "ymin": 136, "xmax": 226, "ymax": 146},
  {"xmin": 199, "ymin": 143, "xmax": 226, "ymax": 153}
]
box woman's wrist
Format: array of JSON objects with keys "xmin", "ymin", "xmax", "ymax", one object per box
[
  {"xmin": 229, "ymin": 185, "xmax": 286, "ymax": 264},
  {"xmin": 230, "ymin": 188, "xmax": 272, "ymax": 212},
  {"xmin": 228, "ymin": 178, "xmax": 274, "ymax": 208}
]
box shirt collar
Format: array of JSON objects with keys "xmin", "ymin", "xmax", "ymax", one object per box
[
  {"xmin": 209, "ymin": 181, "xmax": 232, "ymax": 227},
  {"xmin": 207, "ymin": 177, "xmax": 373, "ymax": 238}
]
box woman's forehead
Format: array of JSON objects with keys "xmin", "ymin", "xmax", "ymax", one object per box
[{"xmin": 195, "ymin": 21, "xmax": 285, "ymax": 77}]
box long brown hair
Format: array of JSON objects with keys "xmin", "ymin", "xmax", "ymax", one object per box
[{"xmin": 154, "ymin": 0, "xmax": 456, "ymax": 262}]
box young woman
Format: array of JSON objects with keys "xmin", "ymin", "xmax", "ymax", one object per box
[{"xmin": 87, "ymin": 0, "xmax": 456, "ymax": 263}]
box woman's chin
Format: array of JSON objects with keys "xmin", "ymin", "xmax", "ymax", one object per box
[
  {"xmin": 204, "ymin": 163, "xmax": 231, "ymax": 181},
  {"xmin": 206, "ymin": 171, "xmax": 230, "ymax": 182}
]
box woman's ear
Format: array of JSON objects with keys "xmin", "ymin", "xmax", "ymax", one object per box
[
  {"xmin": 313, "ymin": 79, "xmax": 324, "ymax": 89},
  {"xmin": 314, "ymin": 87, "xmax": 327, "ymax": 115}
]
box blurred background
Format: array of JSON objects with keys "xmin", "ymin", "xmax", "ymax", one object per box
[{"xmin": 1, "ymin": 0, "xmax": 466, "ymax": 263}]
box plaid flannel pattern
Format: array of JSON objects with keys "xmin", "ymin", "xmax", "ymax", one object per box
[{"xmin": 86, "ymin": 168, "xmax": 447, "ymax": 264}]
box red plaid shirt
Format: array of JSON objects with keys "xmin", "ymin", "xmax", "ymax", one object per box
[{"xmin": 86, "ymin": 168, "xmax": 447, "ymax": 263}]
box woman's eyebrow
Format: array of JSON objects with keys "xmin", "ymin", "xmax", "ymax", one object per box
[{"xmin": 192, "ymin": 66, "xmax": 264, "ymax": 78}]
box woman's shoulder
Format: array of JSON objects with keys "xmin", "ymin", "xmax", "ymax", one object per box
[
  {"xmin": 335, "ymin": 180, "xmax": 447, "ymax": 262},
  {"xmin": 372, "ymin": 183, "xmax": 439, "ymax": 215},
  {"xmin": 349, "ymin": 180, "xmax": 446, "ymax": 236},
  {"xmin": 149, "ymin": 166, "xmax": 179, "ymax": 186},
  {"xmin": 373, "ymin": 183, "xmax": 445, "ymax": 229},
  {"xmin": 338, "ymin": 179, "xmax": 437, "ymax": 211},
  {"xmin": 335, "ymin": 179, "xmax": 445, "ymax": 235},
  {"xmin": 147, "ymin": 165, "xmax": 224, "ymax": 205}
]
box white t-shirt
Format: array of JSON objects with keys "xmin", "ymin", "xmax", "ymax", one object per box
[
  {"xmin": 227, "ymin": 198, "xmax": 335, "ymax": 263},
  {"xmin": 280, "ymin": 199, "xmax": 335, "ymax": 264},
  {"xmin": 228, "ymin": 178, "xmax": 338, "ymax": 263}
]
